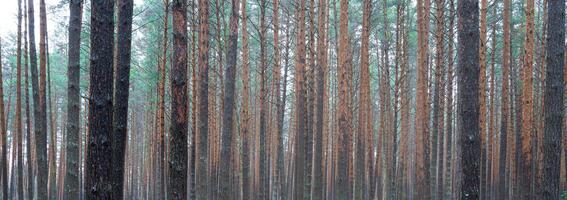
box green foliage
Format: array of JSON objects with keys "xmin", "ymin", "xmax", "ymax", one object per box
[{"xmin": 562, "ymin": 191, "xmax": 567, "ymax": 200}]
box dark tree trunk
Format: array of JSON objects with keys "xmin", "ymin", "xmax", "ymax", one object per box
[
  {"xmin": 219, "ymin": 0, "xmax": 240, "ymax": 198},
  {"xmin": 0, "ymin": 37, "xmax": 7, "ymax": 200},
  {"xmin": 457, "ymin": 0, "xmax": 480, "ymax": 198},
  {"xmin": 85, "ymin": 0, "xmax": 115, "ymax": 199},
  {"xmin": 257, "ymin": 0, "xmax": 268, "ymax": 198},
  {"xmin": 542, "ymin": 0, "xmax": 565, "ymax": 199},
  {"xmin": 23, "ymin": 1, "xmax": 34, "ymax": 197},
  {"xmin": 196, "ymin": 0, "xmax": 210, "ymax": 198},
  {"xmin": 111, "ymin": 0, "xmax": 133, "ymax": 199},
  {"xmin": 168, "ymin": 0, "xmax": 188, "ymax": 199},
  {"xmin": 312, "ymin": 0, "xmax": 327, "ymax": 198},
  {"xmin": 16, "ymin": 0, "xmax": 24, "ymax": 198},
  {"xmin": 36, "ymin": 0, "xmax": 49, "ymax": 198},
  {"xmin": 293, "ymin": 0, "xmax": 307, "ymax": 199}
]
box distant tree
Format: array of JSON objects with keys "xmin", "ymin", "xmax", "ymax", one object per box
[
  {"xmin": 16, "ymin": 0, "xmax": 24, "ymax": 198},
  {"xmin": 0, "ymin": 37, "xmax": 7, "ymax": 200}
]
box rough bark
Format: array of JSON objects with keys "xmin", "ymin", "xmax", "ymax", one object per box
[
  {"xmin": 337, "ymin": 0, "xmax": 351, "ymax": 199},
  {"xmin": 293, "ymin": 0, "xmax": 307, "ymax": 199},
  {"xmin": 240, "ymin": 0, "xmax": 251, "ymax": 199},
  {"xmin": 499, "ymin": 0, "xmax": 511, "ymax": 199},
  {"xmin": 168, "ymin": 0, "xmax": 188, "ymax": 199},
  {"xmin": 542, "ymin": 0, "xmax": 564, "ymax": 198},
  {"xmin": 85, "ymin": 0, "xmax": 115, "ymax": 199},
  {"xmin": 520, "ymin": 0, "xmax": 535, "ymax": 198},
  {"xmin": 64, "ymin": 0, "xmax": 83, "ymax": 199},
  {"xmin": 416, "ymin": 0, "xmax": 431, "ymax": 198},
  {"xmin": 312, "ymin": 0, "xmax": 327, "ymax": 198},
  {"xmin": 357, "ymin": 0, "xmax": 371, "ymax": 199},
  {"xmin": 111, "ymin": 0, "xmax": 134, "ymax": 198},
  {"xmin": 257, "ymin": 0, "xmax": 268, "ymax": 198},
  {"xmin": 219, "ymin": 0, "xmax": 240, "ymax": 198},
  {"xmin": 196, "ymin": 0, "xmax": 210, "ymax": 198},
  {"xmin": 35, "ymin": 0, "xmax": 49, "ymax": 198},
  {"xmin": 457, "ymin": 0, "xmax": 481, "ymax": 198}
]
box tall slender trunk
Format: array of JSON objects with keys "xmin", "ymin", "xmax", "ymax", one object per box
[
  {"xmin": 416, "ymin": 0, "xmax": 431, "ymax": 198},
  {"xmin": 111, "ymin": 0, "xmax": 134, "ymax": 198},
  {"xmin": 443, "ymin": 1, "xmax": 455, "ymax": 198},
  {"xmin": 219, "ymin": 0, "xmax": 240, "ymax": 198},
  {"xmin": 312, "ymin": 0, "xmax": 327, "ymax": 199},
  {"xmin": 520, "ymin": 0, "xmax": 535, "ymax": 198},
  {"xmin": 156, "ymin": 1, "xmax": 169, "ymax": 198},
  {"xmin": 479, "ymin": 0, "xmax": 489, "ymax": 198},
  {"xmin": 336, "ymin": 0, "xmax": 351, "ymax": 198},
  {"xmin": 34, "ymin": 0, "xmax": 48, "ymax": 198},
  {"xmin": 434, "ymin": 0, "xmax": 445, "ymax": 199},
  {"xmin": 168, "ymin": 0, "xmax": 188, "ymax": 199},
  {"xmin": 23, "ymin": 1, "xmax": 34, "ymax": 197},
  {"xmin": 357, "ymin": 0, "xmax": 371, "ymax": 199},
  {"xmin": 457, "ymin": 0, "xmax": 480, "ymax": 198},
  {"xmin": 85, "ymin": 0, "xmax": 115, "ymax": 199},
  {"xmin": 0, "ymin": 37, "xmax": 7, "ymax": 200},
  {"xmin": 239, "ymin": 0, "xmax": 251, "ymax": 199},
  {"xmin": 16, "ymin": 0, "xmax": 24, "ymax": 198},
  {"xmin": 542, "ymin": 0, "xmax": 565, "ymax": 198},
  {"xmin": 196, "ymin": 0, "xmax": 210, "ymax": 198},
  {"xmin": 499, "ymin": 0, "xmax": 511, "ymax": 198},
  {"xmin": 293, "ymin": 0, "xmax": 307, "ymax": 199}
]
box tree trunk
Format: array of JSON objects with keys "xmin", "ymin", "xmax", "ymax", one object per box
[
  {"xmin": 168, "ymin": 0, "xmax": 189, "ymax": 199},
  {"xmin": 542, "ymin": 0, "xmax": 564, "ymax": 198},
  {"xmin": 85, "ymin": 0, "xmax": 115, "ymax": 199},
  {"xmin": 64, "ymin": 0, "xmax": 82, "ymax": 199},
  {"xmin": 111, "ymin": 0, "xmax": 133, "ymax": 198},
  {"xmin": 337, "ymin": 0, "xmax": 351, "ymax": 198},
  {"xmin": 16, "ymin": 0, "xmax": 24, "ymax": 198},
  {"xmin": 457, "ymin": 0, "xmax": 480, "ymax": 198},
  {"xmin": 35, "ymin": 0, "xmax": 48, "ymax": 198},
  {"xmin": 219, "ymin": 0, "xmax": 240, "ymax": 198},
  {"xmin": 240, "ymin": 0, "xmax": 251, "ymax": 199},
  {"xmin": 196, "ymin": 0, "xmax": 210, "ymax": 198},
  {"xmin": 23, "ymin": 1, "xmax": 34, "ymax": 197},
  {"xmin": 520, "ymin": 0, "xmax": 535, "ymax": 198},
  {"xmin": 499, "ymin": 0, "xmax": 511, "ymax": 198},
  {"xmin": 416, "ymin": 0, "xmax": 431, "ymax": 198},
  {"xmin": 0, "ymin": 37, "xmax": 7, "ymax": 200},
  {"xmin": 293, "ymin": 0, "xmax": 307, "ymax": 199}
]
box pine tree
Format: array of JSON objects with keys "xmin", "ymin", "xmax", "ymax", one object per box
[
  {"xmin": 542, "ymin": 0, "xmax": 565, "ymax": 198},
  {"xmin": 196, "ymin": 0, "xmax": 210, "ymax": 198},
  {"xmin": 457, "ymin": 0, "xmax": 481, "ymax": 198},
  {"xmin": 219, "ymin": 0, "xmax": 240, "ymax": 198},
  {"xmin": 520, "ymin": 0, "xmax": 535, "ymax": 198},
  {"xmin": 85, "ymin": 0, "xmax": 115, "ymax": 198},
  {"xmin": 111, "ymin": 0, "xmax": 134, "ymax": 198}
]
